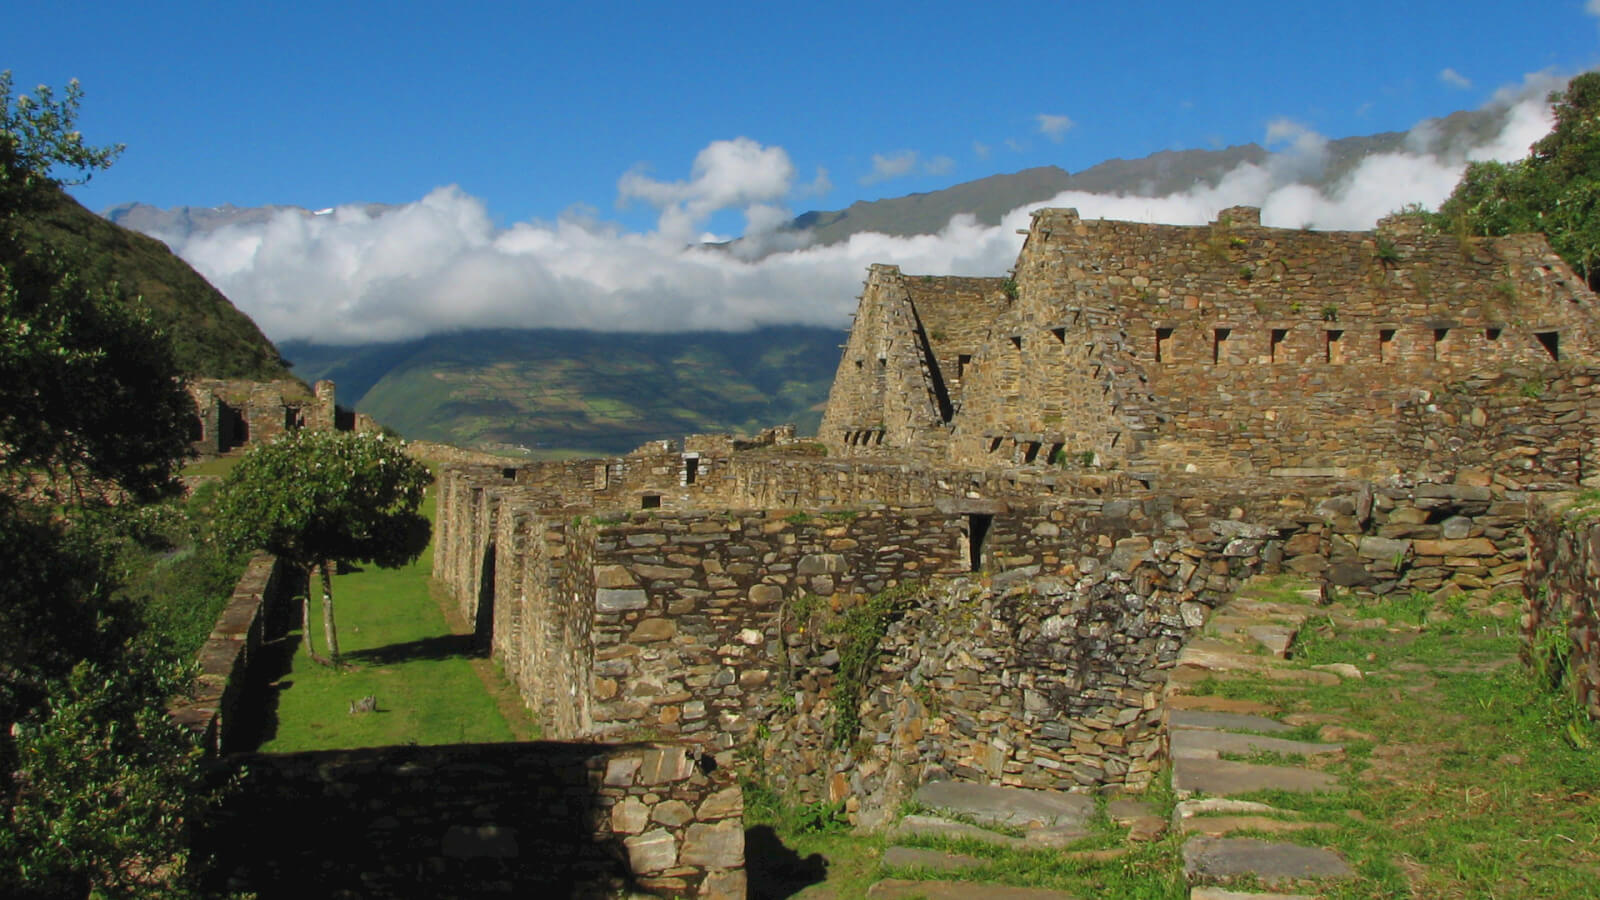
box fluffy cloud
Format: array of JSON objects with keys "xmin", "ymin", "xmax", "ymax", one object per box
[
  {"xmin": 1036, "ymin": 113, "xmax": 1075, "ymax": 142},
  {"xmin": 1439, "ymin": 67, "xmax": 1473, "ymax": 89},
  {"xmin": 152, "ymin": 82, "xmax": 1557, "ymax": 345},
  {"xmin": 1589, "ymin": 0, "xmax": 1600, "ymax": 17},
  {"xmin": 617, "ymin": 137, "xmax": 794, "ymax": 243}
]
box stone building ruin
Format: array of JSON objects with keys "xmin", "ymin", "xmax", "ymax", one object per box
[
  {"xmin": 187, "ymin": 377, "xmax": 374, "ymax": 456},
  {"xmin": 432, "ymin": 206, "xmax": 1600, "ymax": 834}
]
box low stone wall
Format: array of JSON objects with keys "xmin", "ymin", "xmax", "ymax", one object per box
[
  {"xmin": 200, "ymin": 741, "xmax": 745, "ymax": 899},
  {"xmin": 1287, "ymin": 474, "xmax": 1530, "ymax": 598},
  {"xmin": 758, "ymin": 492, "xmax": 1293, "ymax": 824},
  {"xmin": 169, "ymin": 554, "xmax": 301, "ymax": 754},
  {"xmin": 1523, "ymin": 495, "xmax": 1600, "ymax": 721}
]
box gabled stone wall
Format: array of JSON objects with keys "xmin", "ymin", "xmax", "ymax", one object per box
[{"xmin": 821, "ymin": 207, "xmax": 1600, "ymax": 485}]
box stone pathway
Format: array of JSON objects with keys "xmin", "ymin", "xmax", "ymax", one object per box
[
  {"xmin": 863, "ymin": 580, "xmax": 1369, "ymax": 900},
  {"xmin": 1163, "ymin": 584, "xmax": 1361, "ymax": 898}
]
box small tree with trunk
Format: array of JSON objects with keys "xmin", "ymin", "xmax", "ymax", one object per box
[{"xmin": 212, "ymin": 429, "xmax": 432, "ymax": 664}]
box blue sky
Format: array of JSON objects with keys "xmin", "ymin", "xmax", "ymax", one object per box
[
  {"xmin": 6, "ymin": 1, "xmax": 1600, "ymax": 341},
  {"xmin": 12, "ymin": 0, "xmax": 1598, "ymax": 227}
]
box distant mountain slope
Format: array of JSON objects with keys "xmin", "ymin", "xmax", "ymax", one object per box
[
  {"xmin": 280, "ymin": 326, "xmax": 843, "ymax": 454},
  {"xmin": 790, "ymin": 106, "xmax": 1505, "ymax": 245},
  {"xmin": 29, "ymin": 191, "xmax": 289, "ymax": 380}
]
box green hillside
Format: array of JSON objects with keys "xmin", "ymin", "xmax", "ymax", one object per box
[
  {"xmin": 26, "ymin": 189, "xmax": 289, "ymax": 380},
  {"xmin": 281, "ymin": 327, "xmax": 844, "ymax": 455}
]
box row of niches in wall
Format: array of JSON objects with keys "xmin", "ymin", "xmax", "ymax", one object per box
[
  {"xmin": 1149, "ymin": 322, "xmax": 1562, "ymax": 366},
  {"xmin": 843, "ymin": 428, "xmax": 885, "ymax": 447},
  {"xmin": 984, "ymin": 435, "xmax": 1101, "ymax": 468}
]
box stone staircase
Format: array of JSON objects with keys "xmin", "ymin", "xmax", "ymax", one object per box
[
  {"xmin": 862, "ymin": 581, "xmax": 1367, "ymax": 900},
  {"xmin": 1163, "ymin": 585, "xmax": 1361, "ymax": 899}
]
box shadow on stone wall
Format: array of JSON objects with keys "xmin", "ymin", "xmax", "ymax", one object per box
[{"xmin": 198, "ymin": 741, "xmax": 743, "ymax": 899}]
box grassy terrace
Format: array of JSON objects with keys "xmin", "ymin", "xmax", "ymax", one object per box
[
  {"xmin": 748, "ymin": 579, "xmax": 1600, "ymax": 899},
  {"xmin": 258, "ymin": 480, "xmax": 536, "ymax": 751}
]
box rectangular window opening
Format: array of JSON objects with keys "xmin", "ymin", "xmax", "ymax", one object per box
[
  {"xmin": 854, "ymin": 359, "xmax": 863, "ymax": 370},
  {"xmin": 1010, "ymin": 335, "xmax": 1023, "ymax": 351},
  {"xmin": 1155, "ymin": 327, "xmax": 1173, "ymax": 363},
  {"xmin": 1022, "ymin": 441, "xmax": 1040, "ymax": 464},
  {"xmin": 683, "ymin": 456, "xmax": 700, "ymax": 485},
  {"xmin": 1326, "ymin": 329, "xmax": 1344, "ymax": 364},
  {"xmin": 1051, "ymin": 327, "xmax": 1066, "ymax": 344},
  {"xmin": 641, "ymin": 494, "xmax": 661, "ymax": 509},
  {"xmin": 966, "ymin": 513, "xmax": 993, "ymax": 572},
  {"xmin": 1212, "ymin": 328, "xmax": 1231, "ymax": 364},
  {"xmin": 1379, "ymin": 328, "xmax": 1396, "ymax": 362},
  {"xmin": 1433, "ymin": 328, "xmax": 1449, "ymax": 361},
  {"xmin": 957, "ymin": 353, "xmax": 972, "ymax": 378},
  {"xmin": 877, "ymin": 357, "xmax": 887, "ymax": 369},
  {"xmin": 594, "ymin": 465, "xmax": 609, "ymax": 490},
  {"xmin": 1485, "ymin": 327, "xmax": 1503, "ymax": 342},
  {"xmin": 1536, "ymin": 331, "xmax": 1560, "ymax": 361},
  {"xmin": 1270, "ymin": 328, "xmax": 1287, "ymax": 363}
]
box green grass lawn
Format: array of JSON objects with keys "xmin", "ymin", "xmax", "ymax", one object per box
[{"xmin": 259, "ymin": 487, "xmax": 526, "ymax": 751}]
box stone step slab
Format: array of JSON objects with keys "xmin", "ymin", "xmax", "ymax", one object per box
[
  {"xmin": 1165, "ymin": 695, "xmax": 1281, "ymax": 716},
  {"xmin": 867, "ymin": 879, "xmax": 1079, "ymax": 899},
  {"xmin": 881, "ymin": 845, "xmax": 986, "ymax": 873},
  {"xmin": 1173, "ymin": 798, "xmax": 1289, "ymax": 824},
  {"xmin": 913, "ymin": 781, "xmax": 1095, "ymax": 830},
  {"xmin": 1169, "ymin": 729, "xmax": 1343, "ymax": 759},
  {"xmin": 1191, "ymin": 889, "xmax": 1315, "ymax": 900},
  {"xmin": 1169, "ymin": 709, "xmax": 1293, "ymax": 733},
  {"xmin": 892, "ymin": 814, "xmax": 1024, "ymax": 849},
  {"xmin": 1172, "ymin": 756, "xmax": 1343, "ymax": 797},
  {"xmin": 1182, "ymin": 836, "xmax": 1353, "ymax": 884},
  {"xmin": 1246, "ymin": 625, "xmax": 1297, "ymax": 658},
  {"xmin": 1178, "ymin": 815, "xmax": 1330, "ymax": 838}
]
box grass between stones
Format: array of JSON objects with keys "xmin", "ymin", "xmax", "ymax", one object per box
[
  {"xmin": 258, "ymin": 485, "xmax": 532, "ymax": 751},
  {"xmin": 748, "ymin": 579, "xmax": 1600, "ymax": 898}
]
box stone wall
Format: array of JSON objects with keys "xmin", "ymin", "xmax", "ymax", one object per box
[
  {"xmin": 200, "ymin": 742, "xmax": 745, "ymax": 899},
  {"xmin": 169, "ymin": 554, "xmax": 301, "ymax": 755},
  {"xmin": 187, "ymin": 377, "xmax": 342, "ymax": 456},
  {"xmin": 818, "ymin": 267, "xmax": 1010, "ymax": 460},
  {"xmin": 1523, "ymin": 494, "xmax": 1600, "ymax": 721},
  {"xmin": 817, "ymin": 207, "xmax": 1600, "ymax": 485}
]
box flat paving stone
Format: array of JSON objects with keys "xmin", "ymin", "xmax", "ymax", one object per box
[
  {"xmin": 1169, "ymin": 710, "xmax": 1293, "ymax": 733},
  {"xmin": 913, "ymin": 781, "xmax": 1095, "ymax": 829},
  {"xmin": 1165, "ymin": 695, "xmax": 1281, "ymax": 716},
  {"xmin": 1178, "ymin": 816, "xmax": 1329, "ymax": 838},
  {"xmin": 1106, "ymin": 797, "xmax": 1161, "ymax": 824},
  {"xmin": 1247, "ymin": 625, "xmax": 1297, "ymax": 658},
  {"xmin": 892, "ymin": 814, "xmax": 1024, "ymax": 849},
  {"xmin": 1191, "ymin": 888, "xmax": 1315, "ymax": 900},
  {"xmin": 867, "ymin": 879, "xmax": 1078, "ymax": 899},
  {"xmin": 882, "ymin": 846, "xmax": 986, "ymax": 873},
  {"xmin": 1183, "ymin": 836, "xmax": 1353, "ymax": 883},
  {"xmin": 1172, "ymin": 757, "xmax": 1343, "ymax": 797},
  {"xmin": 1169, "ymin": 729, "xmax": 1343, "ymax": 758},
  {"xmin": 1173, "ymin": 798, "xmax": 1287, "ymax": 824}
]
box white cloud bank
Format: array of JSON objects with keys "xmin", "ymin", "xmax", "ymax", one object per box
[{"xmin": 154, "ymin": 79, "xmax": 1561, "ymax": 345}]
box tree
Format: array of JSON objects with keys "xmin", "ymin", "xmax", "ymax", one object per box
[
  {"xmin": 1434, "ymin": 72, "xmax": 1600, "ymax": 291},
  {"xmin": 1, "ymin": 74, "xmax": 209, "ymax": 898},
  {"xmin": 211, "ymin": 429, "xmax": 432, "ymax": 664}
]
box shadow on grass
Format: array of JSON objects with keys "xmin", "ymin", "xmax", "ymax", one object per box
[
  {"xmin": 343, "ymin": 632, "xmax": 485, "ymax": 665},
  {"xmin": 745, "ymin": 825, "xmax": 829, "ymax": 900}
]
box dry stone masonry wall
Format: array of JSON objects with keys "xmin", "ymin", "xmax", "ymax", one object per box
[
  {"xmin": 202, "ymin": 742, "xmax": 744, "ymax": 899},
  {"xmin": 1523, "ymin": 494, "xmax": 1600, "ymax": 721}
]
